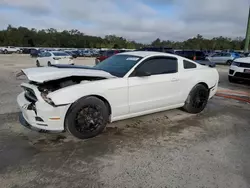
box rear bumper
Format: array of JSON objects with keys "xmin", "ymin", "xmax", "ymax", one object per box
[{"xmin": 54, "ymin": 59, "xmax": 74, "ymax": 65}]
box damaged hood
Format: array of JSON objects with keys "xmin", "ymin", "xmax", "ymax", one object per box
[{"xmin": 21, "ymin": 67, "xmax": 116, "ymax": 83}]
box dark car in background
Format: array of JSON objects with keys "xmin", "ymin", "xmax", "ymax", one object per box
[
  {"xmin": 79, "ymin": 50, "xmax": 93, "ymax": 57},
  {"xmin": 65, "ymin": 50, "xmax": 78, "ymax": 58},
  {"xmin": 174, "ymin": 50, "xmax": 206, "ymax": 60},
  {"xmin": 95, "ymin": 50, "xmax": 121, "ymax": 65},
  {"xmin": 21, "ymin": 48, "xmax": 32, "ymax": 54},
  {"xmin": 71, "ymin": 50, "xmax": 80, "ymax": 57},
  {"xmin": 30, "ymin": 49, "xmax": 42, "ymax": 58}
]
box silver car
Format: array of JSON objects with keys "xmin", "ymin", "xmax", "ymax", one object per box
[{"xmin": 207, "ymin": 52, "xmax": 239, "ymax": 65}]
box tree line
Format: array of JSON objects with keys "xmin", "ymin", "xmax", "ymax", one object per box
[{"xmin": 0, "ymin": 25, "xmax": 247, "ymax": 50}]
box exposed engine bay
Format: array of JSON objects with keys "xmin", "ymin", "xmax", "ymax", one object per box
[
  {"xmin": 23, "ymin": 76, "xmax": 106, "ymax": 106},
  {"xmin": 35, "ymin": 76, "xmax": 105, "ymax": 94}
]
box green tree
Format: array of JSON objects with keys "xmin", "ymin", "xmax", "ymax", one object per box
[{"xmin": 0, "ymin": 25, "xmax": 248, "ymax": 50}]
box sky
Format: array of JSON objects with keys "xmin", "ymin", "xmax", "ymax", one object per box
[{"xmin": 0, "ymin": 0, "xmax": 249, "ymax": 43}]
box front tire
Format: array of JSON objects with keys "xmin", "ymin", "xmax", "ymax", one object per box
[
  {"xmin": 183, "ymin": 84, "xmax": 209, "ymax": 114},
  {"xmin": 47, "ymin": 62, "xmax": 51, "ymax": 66},
  {"xmin": 65, "ymin": 96, "xmax": 109, "ymax": 139}
]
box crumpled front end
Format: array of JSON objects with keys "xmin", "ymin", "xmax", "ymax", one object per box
[{"xmin": 17, "ymin": 83, "xmax": 70, "ymax": 132}]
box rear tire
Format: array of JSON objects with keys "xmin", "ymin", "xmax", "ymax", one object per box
[
  {"xmin": 65, "ymin": 96, "xmax": 109, "ymax": 139},
  {"xmin": 183, "ymin": 84, "xmax": 209, "ymax": 114}
]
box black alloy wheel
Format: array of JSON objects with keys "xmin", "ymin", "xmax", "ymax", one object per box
[
  {"xmin": 75, "ymin": 106, "xmax": 103, "ymax": 133},
  {"xmin": 191, "ymin": 88, "xmax": 208, "ymax": 109},
  {"xmin": 65, "ymin": 96, "xmax": 109, "ymax": 139}
]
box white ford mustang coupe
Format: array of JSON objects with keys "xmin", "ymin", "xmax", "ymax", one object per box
[{"xmin": 17, "ymin": 51, "xmax": 219, "ymax": 139}]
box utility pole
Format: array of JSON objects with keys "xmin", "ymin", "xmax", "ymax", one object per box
[{"xmin": 244, "ymin": 6, "xmax": 250, "ymax": 52}]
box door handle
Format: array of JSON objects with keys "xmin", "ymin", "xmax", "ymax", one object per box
[{"xmin": 171, "ymin": 78, "xmax": 179, "ymax": 82}]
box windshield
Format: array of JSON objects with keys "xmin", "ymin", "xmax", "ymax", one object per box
[{"xmin": 94, "ymin": 55, "xmax": 142, "ymax": 77}]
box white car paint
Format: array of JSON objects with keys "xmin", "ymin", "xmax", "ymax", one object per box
[
  {"xmin": 36, "ymin": 51, "xmax": 74, "ymax": 66},
  {"xmin": 228, "ymin": 57, "xmax": 250, "ymax": 81},
  {"xmin": 207, "ymin": 52, "xmax": 236, "ymax": 64},
  {"xmin": 17, "ymin": 51, "xmax": 219, "ymax": 132},
  {"xmin": 22, "ymin": 66, "xmax": 116, "ymax": 83},
  {"xmin": 1, "ymin": 46, "xmax": 20, "ymax": 53}
]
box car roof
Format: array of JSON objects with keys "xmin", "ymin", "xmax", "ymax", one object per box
[{"xmin": 118, "ymin": 51, "xmax": 178, "ymax": 58}]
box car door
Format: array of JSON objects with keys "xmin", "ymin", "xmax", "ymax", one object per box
[
  {"xmin": 128, "ymin": 56, "xmax": 181, "ymax": 114},
  {"xmin": 220, "ymin": 53, "xmax": 231, "ymax": 64},
  {"xmin": 210, "ymin": 53, "xmax": 222, "ymax": 63}
]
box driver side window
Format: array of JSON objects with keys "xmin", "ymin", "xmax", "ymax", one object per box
[{"xmin": 134, "ymin": 57, "xmax": 178, "ymax": 76}]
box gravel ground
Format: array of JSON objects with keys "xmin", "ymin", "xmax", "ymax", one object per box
[{"xmin": 0, "ymin": 54, "xmax": 250, "ymax": 188}]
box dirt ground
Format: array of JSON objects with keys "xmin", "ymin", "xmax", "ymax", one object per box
[{"xmin": 0, "ymin": 54, "xmax": 250, "ymax": 188}]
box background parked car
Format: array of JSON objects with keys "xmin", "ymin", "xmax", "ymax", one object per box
[
  {"xmin": 65, "ymin": 50, "xmax": 78, "ymax": 58},
  {"xmin": 207, "ymin": 52, "xmax": 240, "ymax": 65},
  {"xmin": 21, "ymin": 48, "xmax": 32, "ymax": 54},
  {"xmin": 36, "ymin": 51, "xmax": 74, "ymax": 67},
  {"xmin": 81, "ymin": 50, "xmax": 92, "ymax": 57},
  {"xmin": 174, "ymin": 50, "xmax": 206, "ymax": 60},
  {"xmin": 30, "ymin": 49, "xmax": 43, "ymax": 58},
  {"xmin": 71, "ymin": 50, "xmax": 80, "ymax": 57},
  {"xmin": 228, "ymin": 57, "xmax": 250, "ymax": 83},
  {"xmin": 1, "ymin": 46, "xmax": 21, "ymax": 54},
  {"xmin": 137, "ymin": 47, "xmax": 174, "ymax": 54},
  {"xmin": 91, "ymin": 50, "xmax": 100, "ymax": 57},
  {"xmin": 95, "ymin": 50, "xmax": 120, "ymax": 65}
]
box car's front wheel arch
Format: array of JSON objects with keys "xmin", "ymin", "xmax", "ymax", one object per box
[
  {"xmin": 64, "ymin": 95, "xmax": 111, "ymax": 139},
  {"xmin": 197, "ymin": 82, "xmax": 209, "ymax": 90},
  {"xmin": 64, "ymin": 95, "xmax": 112, "ymax": 129}
]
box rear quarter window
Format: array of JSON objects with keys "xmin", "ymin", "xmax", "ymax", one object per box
[{"xmin": 183, "ymin": 60, "xmax": 197, "ymax": 69}]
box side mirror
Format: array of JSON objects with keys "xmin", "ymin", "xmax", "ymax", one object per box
[{"xmin": 135, "ymin": 70, "xmax": 151, "ymax": 77}]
